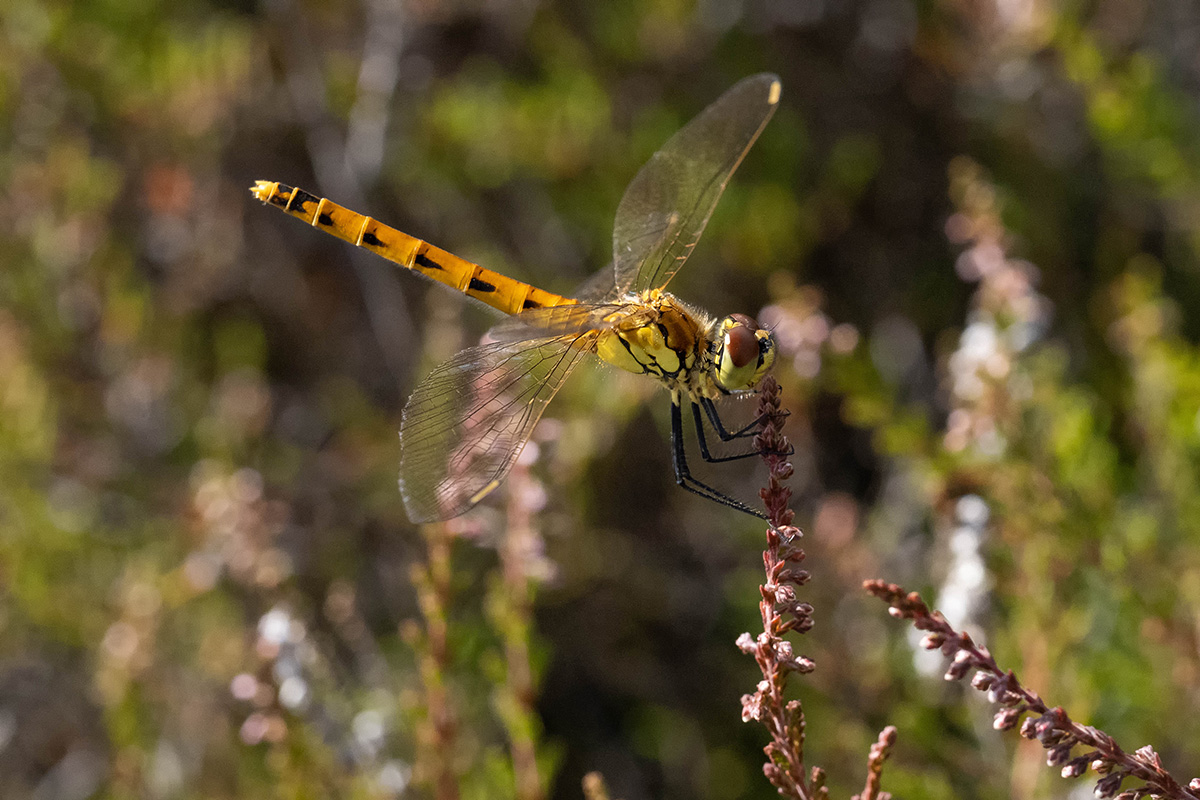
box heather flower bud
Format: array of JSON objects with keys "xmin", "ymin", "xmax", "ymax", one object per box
[
  {"xmin": 922, "ymin": 632, "xmax": 947, "ymax": 650},
  {"xmin": 775, "ymin": 585, "xmax": 796, "ymax": 604},
  {"xmin": 1189, "ymin": 778, "xmax": 1200, "ymax": 792},
  {"xmin": 970, "ymin": 671, "xmax": 993, "ymax": 690},
  {"xmin": 741, "ymin": 690, "xmax": 766, "ymax": 722},
  {"xmin": 775, "ymin": 640, "xmax": 794, "ymax": 660},
  {"xmin": 1039, "ymin": 729, "xmax": 1070, "ymax": 748},
  {"xmin": 1061, "ymin": 758, "xmax": 1088, "ymax": 779},
  {"xmin": 1019, "ymin": 717, "xmax": 1038, "ymax": 739},
  {"xmin": 1093, "ymin": 772, "xmax": 1124, "ymax": 798},
  {"xmin": 736, "ymin": 632, "xmax": 756, "ymax": 653},
  {"xmin": 993, "ymin": 707, "xmax": 1020, "ymax": 730},
  {"xmin": 776, "ymin": 525, "xmax": 802, "ymax": 540},
  {"xmin": 795, "ymin": 657, "xmax": 816, "ymax": 674},
  {"xmin": 1046, "ymin": 744, "xmax": 1073, "ymax": 766},
  {"xmin": 945, "ymin": 650, "xmax": 972, "ymax": 681}
]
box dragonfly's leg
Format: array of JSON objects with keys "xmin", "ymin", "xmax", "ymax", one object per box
[
  {"xmin": 700, "ymin": 397, "xmax": 764, "ymax": 441},
  {"xmin": 700, "ymin": 397, "xmax": 793, "ymax": 445},
  {"xmin": 695, "ymin": 400, "xmax": 794, "ymax": 460},
  {"xmin": 671, "ymin": 401, "xmax": 767, "ymax": 519},
  {"xmin": 691, "ymin": 402, "xmax": 762, "ymax": 464}
]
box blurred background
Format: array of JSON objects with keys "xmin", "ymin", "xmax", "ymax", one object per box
[{"xmin": 6, "ymin": 0, "xmax": 1200, "ymax": 797}]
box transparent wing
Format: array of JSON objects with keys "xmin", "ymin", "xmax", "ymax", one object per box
[
  {"xmin": 570, "ymin": 261, "xmax": 621, "ymax": 304},
  {"xmin": 486, "ymin": 300, "xmax": 646, "ymax": 342},
  {"xmin": 399, "ymin": 332, "xmax": 593, "ymax": 522},
  {"xmin": 611, "ymin": 73, "xmax": 781, "ymax": 294}
]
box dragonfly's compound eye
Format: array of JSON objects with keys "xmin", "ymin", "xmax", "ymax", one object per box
[
  {"xmin": 715, "ymin": 314, "xmax": 775, "ymax": 391},
  {"xmin": 726, "ymin": 320, "xmax": 759, "ymax": 369}
]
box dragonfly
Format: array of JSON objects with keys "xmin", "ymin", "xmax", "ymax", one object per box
[{"xmin": 251, "ymin": 73, "xmax": 782, "ymax": 523}]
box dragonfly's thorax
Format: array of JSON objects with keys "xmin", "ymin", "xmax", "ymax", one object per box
[
  {"xmin": 593, "ymin": 290, "xmax": 776, "ymax": 402},
  {"xmin": 590, "ymin": 286, "xmax": 777, "ymax": 400},
  {"xmin": 594, "ymin": 290, "xmax": 718, "ymax": 395}
]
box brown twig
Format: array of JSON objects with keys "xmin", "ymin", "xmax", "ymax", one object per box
[{"xmin": 866, "ymin": 579, "xmax": 1200, "ymax": 800}]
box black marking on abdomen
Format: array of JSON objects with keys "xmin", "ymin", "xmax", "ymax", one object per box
[
  {"xmin": 414, "ymin": 253, "xmax": 442, "ymax": 270},
  {"xmin": 317, "ymin": 212, "xmax": 333, "ymax": 226},
  {"xmin": 523, "ymin": 298, "xmax": 541, "ymax": 309},
  {"xmin": 361, "ymin": 231, "xmax": 384, "ymax": 247},
  {"xmin": 469, "ymin": 277, "xmax": 496, "ymax": 293},
  {"xmin": 268, "ymin": 184, "xmax": 294, "ymax": 208},
  {"xmin": 290, "ymin": 189, "xmax": 318, "ymax": 213}
]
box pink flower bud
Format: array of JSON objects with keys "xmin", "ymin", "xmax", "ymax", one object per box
[
  {"xmin": 993, "ymin": 708, "xmax": 1019, "ymax": 730},
  {"xmin": 971, "ymin": 672, "xmax": 993, "ymax": 690}
]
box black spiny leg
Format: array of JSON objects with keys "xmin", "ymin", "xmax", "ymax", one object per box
[
  {"xmin": 700, "ymin": 396, "xmax": 765, "ymax": 441},
  {"xmin": 693, "ymin": 398, "xmax": 794, "ymax": 464},
  {"xmin": 671, "ymin": 399, "xmax": 766, "ymax": 519},
  {"xmin": 692, "ymin": 402, "xmax": 763, "ymax": 464}
]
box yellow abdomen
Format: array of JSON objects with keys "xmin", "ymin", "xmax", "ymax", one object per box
[{"xmin": 251, "ymin": 181, "xmax": 574, "ymax": 316}]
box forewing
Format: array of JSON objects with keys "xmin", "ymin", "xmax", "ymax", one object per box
[
  {"xmin": 611, "ymin": 73, "xmax": 780, "ymax": 294},
  {"xmin": 399, "ymin": 333, "xmax": 591, "ymax": 522}
]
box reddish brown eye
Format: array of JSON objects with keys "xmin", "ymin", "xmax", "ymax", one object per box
[{"xmin": 725, "ymin": 324, "xmax": 759, "ymax": 369}]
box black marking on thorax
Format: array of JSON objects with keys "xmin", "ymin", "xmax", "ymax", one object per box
[{"xmin": 615, "ymin": 331, "xmax": 692, "ymax": 382}]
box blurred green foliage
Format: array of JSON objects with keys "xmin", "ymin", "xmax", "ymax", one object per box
[{"xmin": 5, "ymin": 0, "xmax": 1200, "ymax": 798}]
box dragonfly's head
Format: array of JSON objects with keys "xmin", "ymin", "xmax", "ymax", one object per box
[{"xmin": 712, "ymin": 313, "xmax": 776, "ymax": 392}]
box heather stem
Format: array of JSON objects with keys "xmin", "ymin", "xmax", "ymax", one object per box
[
  {"xmin": 403, "ymin": 524, "xmax": 460, "ymax": 800},
  {"xmin": 740, "ymin": 376, "xmax": 816, "ymax": 799},
  {"xmin": 486, "ymin": 458, "xmax": 547, "ymax": 800},
  {"xmin": 866, "ymin": 580, "xmax": 1200, "ymax": 800},
  {"xmin": 852, "ymin": 726, "xmax": 898, "ymax": 800}
]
